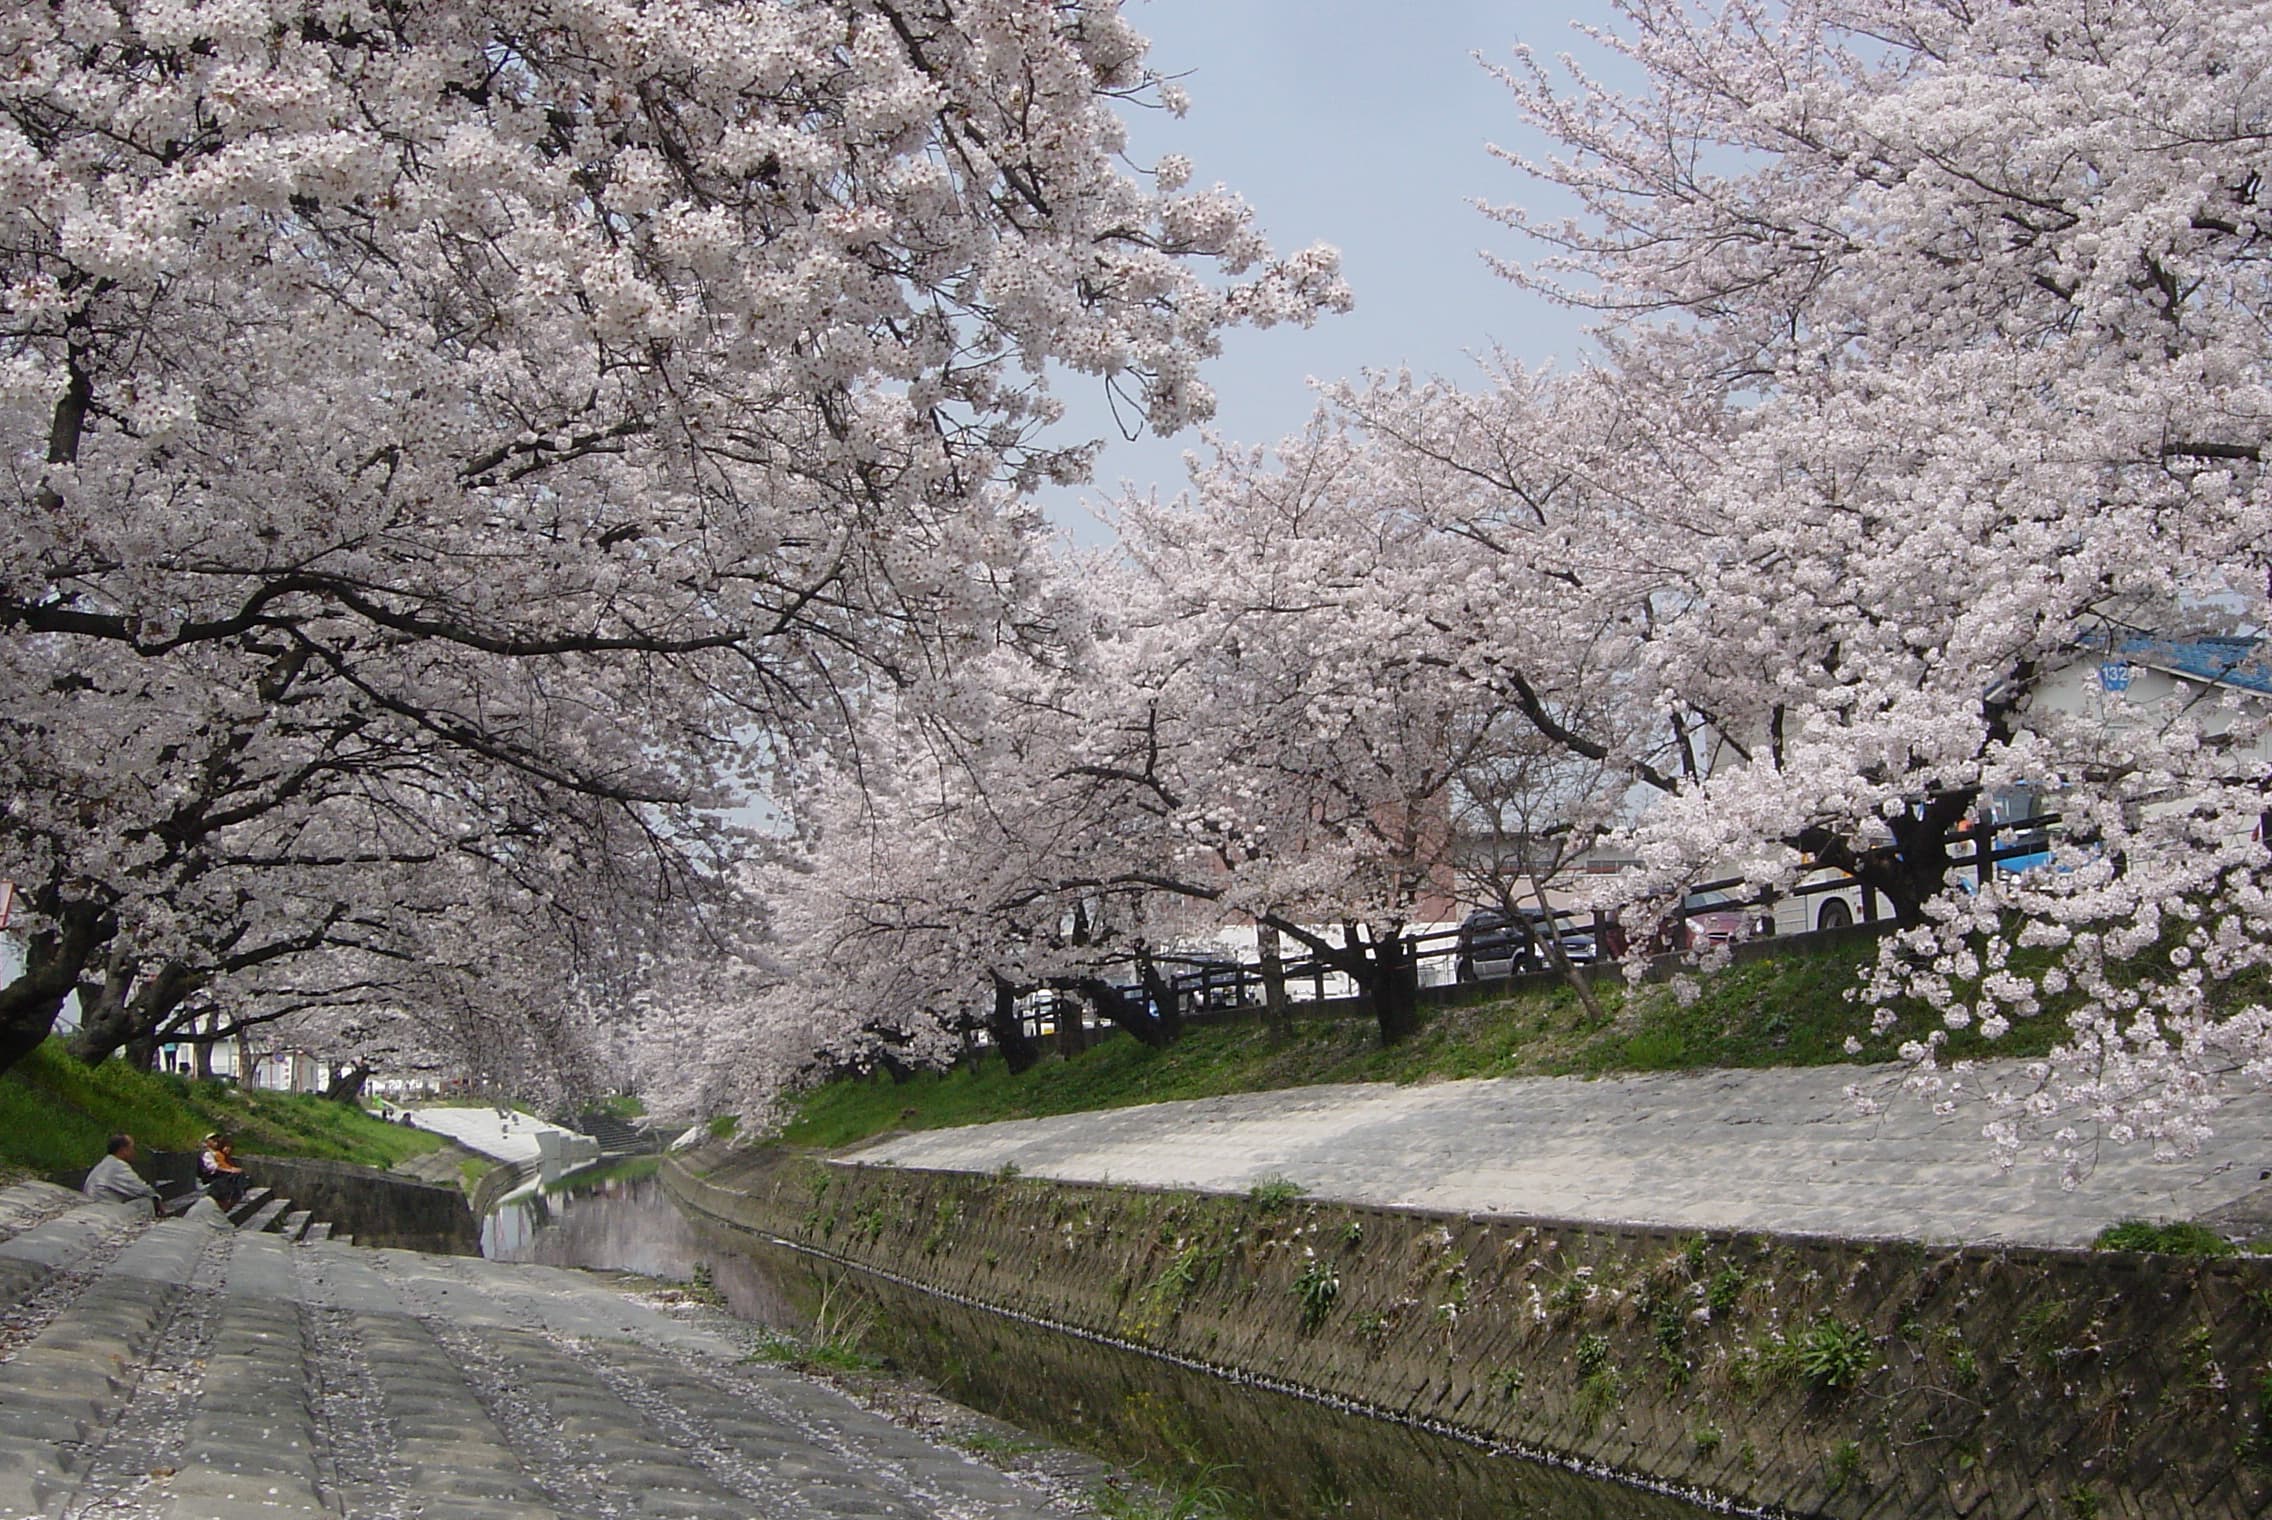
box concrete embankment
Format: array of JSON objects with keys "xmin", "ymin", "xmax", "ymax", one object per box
[
  {"xmin": 238, "ymin": 1153, "xmax": 481, "ymax": 1254},
  {"xmin": 667, "ymin": 1145, "xmax": 2272, "ymax": 1520},
  {"xmin": 0, "ymin": 1181, "xmax": 1079, "ymax": 1520}
]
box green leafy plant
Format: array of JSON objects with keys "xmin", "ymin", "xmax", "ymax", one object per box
[
  {"xmin": 1082, "ymin": 1465, "xmax": 1239, "ymax": 1520},
  {"xmin": 1546, "ymin": 1267, "xmax": 1596, "ymax": 1318},
  {"xmin": 1706, "ymin": 1266, "xmax": 1747, "ymax": 1316},
  {"xmin": 1950, "ymin": 1343, "xmax": 1980, "ymax": 1387},
  {"xmin": 1147, "ymin": 1244, "xmax": 1205, "ymax": 1312},
  {"xmin": 922, "ymin": 1197, "xmax": 961, "ymax": 1255},
  {"xmin": 1246, "ymin": 1175, "xmax": 1307, "ymax": 1211},
  {"xmin": 685, "ymin": 1262, "xmax": 726, "ymax": 1308},
  {"xmin": 1293, "ymin": 1253, "xmax": 1340, "ymax": 1329},
  {"xmin": 1793, "ymin": 1317, "xmax": 1877, "ymax": 1391},
  {"xmin": 1824, "ymin": 1439, "xmax": 1863, "ymax": 1493}
]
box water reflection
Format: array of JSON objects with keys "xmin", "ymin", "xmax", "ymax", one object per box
[
  {"xmin": 482, "ymin": 1172, "xmax": 794, "ymax": 1323},
  {"xmin": 490, "ymin": 1177, "xmax": 1719, "ymax": 1519}
]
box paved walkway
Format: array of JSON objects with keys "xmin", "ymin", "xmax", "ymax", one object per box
[
  {"xmin": 843, "ymin": 1060, "xmax": 2272, "ymax": 1248},
  {"xmin": 0, "ymin": 1184, "xmax": 1079, "ymax": 1520},
  {"xmin": 399, "ymin": 1105, "xmax": 575, "ymax": 1164}
]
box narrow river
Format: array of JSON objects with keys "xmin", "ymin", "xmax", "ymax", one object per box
[{"xmin": 490, "ymin": 1170, "xmax": 1723, "ymax": 1520}]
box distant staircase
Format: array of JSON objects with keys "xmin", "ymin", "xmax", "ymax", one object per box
[
  {"xmin": 568, "ymin": 1113, "xmax": 662, "ymax": 1156},
  {"xmin": 222, "ymin": 1185, "xmax": 348, "ymax": 1245}
]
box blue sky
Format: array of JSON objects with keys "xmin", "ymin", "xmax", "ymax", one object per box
[{"xmin": 1039, "ymin": 0, "xmax": 1614, "ymax": 541}]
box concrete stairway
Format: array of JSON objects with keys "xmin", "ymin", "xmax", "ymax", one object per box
[
  {"xmin": 219, "ymin": 1186, "xmax": 342, "ymax": 1244},
  {"xmin": 568, "ymin": 1113, "xmax": 661, "ymax": 1155},
  {"xmin": 0, "ymin": 1183, "xmax": 1071, "ymax": 1520}
]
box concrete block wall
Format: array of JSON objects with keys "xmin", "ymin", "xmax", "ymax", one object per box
[
  {"xmin": 666, "ymin": 1147, "xmax": 2272, "ymax": 1519},
  {"xmin": 240, "ymin": 1154, "xmax": 481, "ymax": 1254}
]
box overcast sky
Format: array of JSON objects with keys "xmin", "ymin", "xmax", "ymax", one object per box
[{"xmin": 1038, "ymin": 0, "xmax": 1615, "ymax": 542}]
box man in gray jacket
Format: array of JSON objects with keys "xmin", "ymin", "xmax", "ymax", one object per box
[{"xmin": 82, "ymin": 1133, "xmax": 162, "ymax": 1214}]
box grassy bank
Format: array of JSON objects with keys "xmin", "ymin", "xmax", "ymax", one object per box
[
  {"xmin": 779, "ymin": 937, "xmax": 2072, "ymax": 1149},
  {"xmin": 0, "ymin": 1039, "xmax": 447, "ymax": 1181}
]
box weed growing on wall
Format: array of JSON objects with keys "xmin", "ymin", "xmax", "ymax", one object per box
[
  {"xmin": 1792, "ymin": 1318, "xmax": 1877, "ymax": 1392},
  {"xmin": 2095, "ymin": 1220, "xmax": 2237, "ymax": 1257},
  {"xmin": 1246, "ymin": 1176, "xmax": 1306, "ymax": 1211},
  {"xmin": 1294, "ymin": 1251, "xmax": 1341, "ymax": 1330}
]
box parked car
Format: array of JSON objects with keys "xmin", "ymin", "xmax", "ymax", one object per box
[
  {"xmin": 1669, "ymin": 893, "xmax": 1776, "ymax": 951},
  {"xmin": 1454, "ymin": 908, "xmax": 1595, "ymax": 981}
]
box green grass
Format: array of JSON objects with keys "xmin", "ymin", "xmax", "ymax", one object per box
[
  {"xmin": 0, "ymin": 1039, "xmax": 448, "ymax": 1179},
  {"xmin": 2093, "ymin": 1220, "xmax": 2238, "ymax": 1257},
  {"xmin": 777, "ymin": 938, "xmax": 2086, "ymax": 1150}
]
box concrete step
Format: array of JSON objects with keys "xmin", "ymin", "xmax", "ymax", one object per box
[
  {"xmin": 224, "ymin": 1186, "xmax": 274, "ymax": 1226},
  {"xmin": 300, "ymin": 1221, "xmax": 332, "ymax": 1244},
  {"xmin": 0, "ymin": 1216, "xmax": 210, "ymax": 1516},
  {"xmin": 277, "ymin": 1209, "xmax": 313, "ymax": 1242},
  {"xmin": 0, "ymin": 1190, "xmax": 136, "ymax": 1312},
  {"xmin": 237, "ymin": 1197, "xmax": 289, "ymax": 1234},
  {"xmin": 570, "ymin": 1112, "xmax": 660, "ymax": 1154}
]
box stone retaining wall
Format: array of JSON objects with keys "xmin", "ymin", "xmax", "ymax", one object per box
[
  {"xmin": 666, "ymin": 1146, "xmax": 2272, "ymax": 1520},
  {"xmin": 241, "ymin": 1154, "xmax": 480, "ymax": 1254}
]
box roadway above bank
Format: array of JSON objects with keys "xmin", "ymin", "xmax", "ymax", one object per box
[{"xmin": 841, "ymin": 1058, "xmax": 2272, "ymax": 1247}]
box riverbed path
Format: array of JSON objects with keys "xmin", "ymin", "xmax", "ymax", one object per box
[
  {"xmin": 840, "ymin": 1057, "xmax": 2272, "ymax": 1248},
  {"xmin": 0, "ymin": 1183, "xmax": 1075, "ymax": 1520},
  {"xmin": 396, "ymin": 1106, "xmax": 577, "ymax": 1165}
]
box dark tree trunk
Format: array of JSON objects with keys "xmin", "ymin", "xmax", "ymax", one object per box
[
  {"xmin": 1797, "ymin": 789, "xmax": 1976, "ymax": 929},
  {"xmin": 0, "ymin": 900, "xmax": 109, "ymax": 1074},
  {"xmin": 1874, "ymin": 794, "xmax": 1974, "ymax": 925},
  {"xmin": 66, "ymin": 954, "xmax": 138, "ymax": 1066},
  {"xmin": 325, "ymin": 1061, "xmax": 373, "ymax": 1103},
  {"xmin": 988, "ymin": 976, "xmax": 1041, "ymax": 1075},
  {"xmin": 1054, "ymin": 987, "xmax": 1091, "ymax": 1056},
  {"xmin": 1069, "ymin": 977, "xmax": 1174, "ymax": 1049},
  {"xmin": 1256, "ymin": 922, "xmax": 1292, "ymax": 1040},
  {"xmin": 1359, "ymin": 932, "xmax": 1423, "ymax": 1047},
  {"xmin": 1136, "ymin": 953, "xmax": 1184, "ymax": 1044},
  {"xmin": 67, "ymin": 960, "xmax": 197, "ymax": 1067}
]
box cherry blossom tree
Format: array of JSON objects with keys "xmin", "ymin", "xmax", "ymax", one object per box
[
  {"xmin": 0, "ymin": 0, "xmax": 1348, "ymax": 1077},
  {"xmin": 1487, "ymin": 0, "xmax": 2272, "ymax": 1165},
  {"xmin": 1096, "ymin": 424, "xmax": 1502, "ymax": 1044}
]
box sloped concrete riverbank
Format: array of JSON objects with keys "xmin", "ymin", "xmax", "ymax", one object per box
[
  {"xmin": 666, "ymin": 1143, "xmax": 2272, "ymax": 1520},
  {"xmin": 0, "ymin": 1181, "xmax": 1106, "ymax": 1520}
]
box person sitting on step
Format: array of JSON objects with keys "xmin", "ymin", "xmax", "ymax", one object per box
[
  {"xmin": 198, "ymin": 1132, "xmax": 248, "ymax": 1208},
  {"xmin": 83, "ymin": 1134, "xmax": 162, "ymax": 1215}
]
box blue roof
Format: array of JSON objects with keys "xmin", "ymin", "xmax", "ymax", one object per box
[{"xmin": 2109, "ymin": 634, "xmax": 2272, "ymax": 695}]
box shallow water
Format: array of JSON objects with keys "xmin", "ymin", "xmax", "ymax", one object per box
[
  {"xmin": 488, "ymin": 1174, "xmax": 1718, "ymax": 1519},
  {"xmin": 482, "ymin": 1172, "xmax": 794, "ymax": 1324}
]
